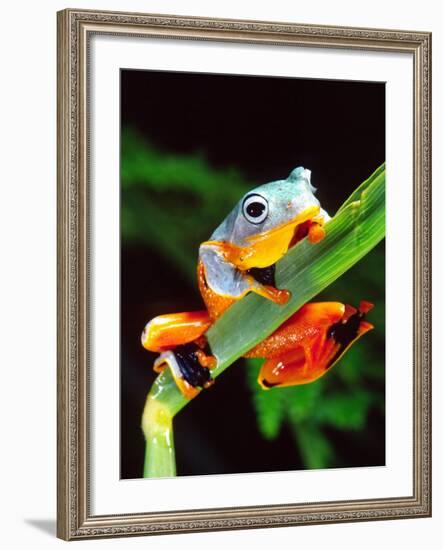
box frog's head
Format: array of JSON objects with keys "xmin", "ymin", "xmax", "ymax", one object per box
[{"xmin": 204, "ymin": 167, "xmax": 329, "ymax": 270}]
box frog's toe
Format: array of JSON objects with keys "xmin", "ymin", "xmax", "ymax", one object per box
[
  {"xmin": 195, "ymin": 349, "xmax": 217, "ymax": 369},
  {"xmin": 308, "ymin": 222, "xmax": 326, "ymax": 243}
]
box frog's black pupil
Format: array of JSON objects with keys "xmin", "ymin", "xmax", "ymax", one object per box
[{"xmin": 246, "ymin": 202, "xmax": 265, "ymax": 218}]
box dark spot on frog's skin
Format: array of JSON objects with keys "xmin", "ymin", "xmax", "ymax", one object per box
[
  {"xmin": 174, "ymin": 343, "xmax": 212, "ymax": 388},
  {"xmin": 261, "ymin": 379, "xmax": 279, "ymax": 388},
  {"xmin": 325, "ymin": 309, "xmax": 366, "ymax": 369},
  {"xmin": 247, "ymin": 264, "xmax": 276, "ymax": 287},
  {"xmin": 202, "ymin": 272, "xmax": 209, "ymax": 288}
]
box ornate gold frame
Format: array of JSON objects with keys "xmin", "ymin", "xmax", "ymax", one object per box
[{"xmin": 57, "ymin": 8, "xmax": 431, "ymax": 540}]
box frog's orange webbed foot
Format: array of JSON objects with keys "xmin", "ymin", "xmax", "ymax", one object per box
[
  {"xmin": 141, "ymin": 311, "xmax": 217, "ymax": 399},
  {"xmin": 153, "ymin": 343, "xmax": 215, "ymax": 400},
  {"xmin": 251, "ymin": 300, "xmax": 374, "ymax": 389}
]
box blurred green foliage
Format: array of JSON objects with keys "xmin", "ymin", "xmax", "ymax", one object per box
[
  {"xmin": 122, "ymin": 128, "xmax": 251, "ymax": 279},
  {"xmin": 122, "ymin": 128, "xmax": 385, "ymax": 470}
]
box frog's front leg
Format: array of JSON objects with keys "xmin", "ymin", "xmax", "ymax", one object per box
[{"xmin": 199, "ymin": 244, "xmax": 291, "ymax": 305}]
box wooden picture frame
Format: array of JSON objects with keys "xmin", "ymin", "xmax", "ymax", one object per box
[{"xmin": 57, "ymin": 8, "xmax": 431, "ymax": 540}]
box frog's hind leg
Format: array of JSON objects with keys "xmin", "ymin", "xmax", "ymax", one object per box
[
  {"xmin": 245, "ymin": 301, "xmax": 374, "ymax": 389},
  {"xmin": 141, "ymin": 311, "xmax": 212, "ymax": 352},
  {"xmin": 142, "ymin": 311, "xmax": 216, "ymax": 399}
]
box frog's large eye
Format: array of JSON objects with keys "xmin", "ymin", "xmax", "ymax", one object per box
[{"xmin": 242, "ymin": 194, "xmax": 269, "ymax": 224}]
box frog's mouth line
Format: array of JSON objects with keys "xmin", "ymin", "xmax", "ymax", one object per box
[
  {"xmin": 245, "ymin": 205, "xmax": 321, "ymax": 246},
  {"xmin": 202, "ymin": 205, "xmax": 324, "ymax": 270}
]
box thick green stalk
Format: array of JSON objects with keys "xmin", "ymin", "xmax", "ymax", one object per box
[
  {"xmin": 142, "ymin": 395, "xmax": 176, "ymax": 477},
  {"xmin": 142, "ymin": 164, "xmax": 385, "ymax": 477}
]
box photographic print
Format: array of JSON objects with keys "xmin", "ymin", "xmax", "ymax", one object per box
[{"xmin": 120, "ymin": 69, "xmax": 386, "ymax": 479}]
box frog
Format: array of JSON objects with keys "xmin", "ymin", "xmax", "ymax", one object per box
[{"xmin": 141, "ymin": 167, "xmax": 374, "ymax": 399}]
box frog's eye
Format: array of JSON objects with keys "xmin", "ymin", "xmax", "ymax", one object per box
[{"xmin": 242, "ymin": 194, "xmax": 269, "ymax": 224}]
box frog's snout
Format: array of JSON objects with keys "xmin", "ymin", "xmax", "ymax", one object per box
[{"xmin": 289, "ymin": 166, "xmax": 311, "ymax": 183}]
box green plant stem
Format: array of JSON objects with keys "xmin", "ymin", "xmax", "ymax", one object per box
[
  {"xmin": 141, "ymin": 164, "xmax": 386, "ymax": 477},
  {"xmin": 142, "ymin": 395, "xmax": 176, "ymax": 477}
]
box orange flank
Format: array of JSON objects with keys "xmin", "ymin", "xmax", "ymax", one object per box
[
  {"xmin": 197, "ymin": 261, "xmax": 236, "ymax": 321},
  {"xmin": 141, "ymin": 311, "xmax": 211, "ymax": 352}
]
